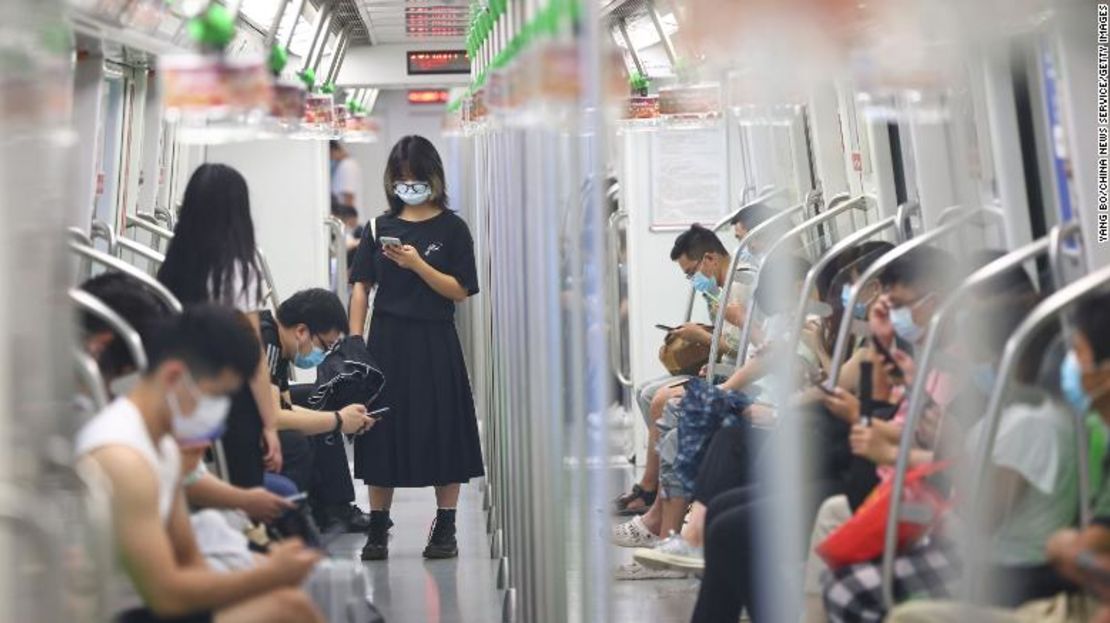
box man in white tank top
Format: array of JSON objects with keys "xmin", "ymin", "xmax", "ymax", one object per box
[{"xmin": 76, "ymin": 304, "xmax": 324, "ymax": 623}]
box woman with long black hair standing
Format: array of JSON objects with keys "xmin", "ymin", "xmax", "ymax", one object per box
[
  {"xmin": 348, "ymin": 135, "xmax": 484, "ymax": 560},
  {"xmin": 158, "ymin": 163, "xmax": 283, "ymax": 487}
]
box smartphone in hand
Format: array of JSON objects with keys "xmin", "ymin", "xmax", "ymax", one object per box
[
  {"xmin": 655, "ymin": 324, "xmax": 676, "ymax": 332},
  {"xmin": 379, "ymin": 236, "xmax": 402, "ymax": 249},
  {"xmin": 871, "ymin": 338, "xmax": 904, "ymax": 381}
]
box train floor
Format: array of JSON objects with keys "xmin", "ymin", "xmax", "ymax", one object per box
[
  {"xmin": 323, "ymin": 456, "xmax": 700, "ymax": 622},
  {"xmin": 327, "ymin": 480, "xmax": 500, "ymax": 623}
]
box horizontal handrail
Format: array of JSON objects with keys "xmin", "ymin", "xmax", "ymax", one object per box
[
  {"xmin": 824, "ymin": 206, "xmax": 1002, "ymax": 391},
  {"xmin": 782, "ymin": 212, "xmax": 900, "ymax": 392},
  {"xmin": 126, "ymin": 214, "xmax": 174, "ymax": 240},
  {"xmin": 710, "ymin": 187, "xmax": 785, "ymax": 232},
  {"xmin": 70, "ymin": 288, "xmax": 148, "ymax": 372},
  {"xmin": 704, "ymin": 196, "xmax": 817, "ymax": 375},
  {"xmin": 734, "ymin": 192, "xmax": 860, "ymax": 369},
  {"xmin": 116, "ymin": 237, "xmax": 166, "ymax": 267},
  {"xmin": 153, "ymin": 206, "xmax": 176, "ymax": 230},
  {"xmin": 68, "ymin": 241, "xmax": 183, "ymax": 313},
  {"xmin": 68, "ymin": 227, "xmax": 93, "ymax": 247},
  {"xmin": 879, "ymin": 223, "xmax": 1078, "ymax": 609}
]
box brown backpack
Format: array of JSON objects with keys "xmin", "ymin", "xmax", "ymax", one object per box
[{"xmin": 658, "ymin": 332, "xmax": 711, "ymax": 376}]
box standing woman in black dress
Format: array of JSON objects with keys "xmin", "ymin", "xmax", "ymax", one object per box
[{"xmin": 347, "ymin": 135, "xmax": 484, "ymax": 560}]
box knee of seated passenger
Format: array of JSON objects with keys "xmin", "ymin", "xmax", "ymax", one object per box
[{"xmin": 271, "ymin": 588, "xmax": 321, "ymax": 623}]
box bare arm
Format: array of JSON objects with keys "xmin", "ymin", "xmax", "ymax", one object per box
[
  {"xmin": 87, "ymin": 449, "xmax": 316, "ymax": 617},
  {"xmin": 272, "ymin": 386, "xmax": 374, "ymax": 435},
  {"xmin": 244, "ymin": 311, "xmax": 281, "ymax": 471},
  {"xmin": 719, "ymin": 354, "xmax": 770, "ymax": 392},
  {"xmin": 348, "ymin": 281, "xmax": 371, "ymax": 338},
  {"xmin": 411, "ymin": 255, "xmax": 469, "ymax": 302}
]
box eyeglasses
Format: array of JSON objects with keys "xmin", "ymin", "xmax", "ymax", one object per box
[
  {"xmin": 393, "ymin": 181, "xmax": 430, "ymax": 194},
  {"xmin": 685, "ymin": 255, "xmax": 707, "ymax": 280}
]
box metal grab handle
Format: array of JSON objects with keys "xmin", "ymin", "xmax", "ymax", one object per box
[
  {"xmin": 1049, "ymin": 222, "xmax": 1088, "ymax": 294},
  {"xmin": 153, "ymin": 206, "xmax": 175, "ymax": 230},
  {"xmin": 115, "ymin": 237, "xmax": 166, "ymax": 268},
  {"xmin": 70, "ymin": 288, "xmax": 149, "ymax": 373},
  {"xmin": 607, "ymin": 211, "xmax": 632, "ymax": 387},
  {"xmin": 966, "ymin": 260, "xmax": 1110, "ymax": 602},
  {"xmin": 781, "ymin": 213, "xmax": 900, "ymax": 390},
  {"xmin": 126, "ymin": 213, "xmax": 174, "ymax": 241},
  {"xmin": 255, "ymin": 248, "xmax": 281, "ymax": 309},
  {"xmin": 68, "ymin": 227, "xmax": 94, "ymax": 247},
  {"xmin": 324, "ymin": 217, "xmax": 349, "ymax": 305},
  {"xmin": 824, "ymin": 206, "xmax": 1002, "ymax": 391},
  {"xmin": 68, "ymin": 241, "xmax": 183, "ymax": 313},
  {"xmin": 894, "ymin": 201, "xmax": 920, "ymax": 243},
  {"xmin": 74, "ymin": 347, "xmax": 110, "ymax": 410},
  {"xmin": 878, "ymin": 223, "xmax": 1079, "ymax": 610},
  {"xmin": 733, "ymin": 191, "xmax": 858, "ymax": 370},
  {"xmin": 89, "ymin": 220, "xmax": 117, "ymax": 255},
  {"xmin": 707, "ymin": 195, "xmax": 824, "ymax": 375}
]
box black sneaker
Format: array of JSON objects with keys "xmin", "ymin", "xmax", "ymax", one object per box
[
  {"xmin": 422, "ymin": 509, "xmax": 458, "ymax": 559},
  {"xmin": 361, "ymin": 510, "xmax": 391, "ymax": 561},
  {"xmin": 317, "ymin": 503, "xmax": 372, "ymax": 533}
]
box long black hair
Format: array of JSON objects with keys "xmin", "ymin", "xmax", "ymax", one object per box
[
  {"xmin": 157, "ymin": 163, "xmax": 261, "ymax": 306},
  {"xmin": 383, "ymin": 135, "xmax": 448, "ymax": 216}
]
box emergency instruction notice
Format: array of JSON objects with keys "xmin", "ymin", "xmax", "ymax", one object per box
[{"xmin": 1100, "ymin": 4, "xmax": 1109, "ymax": 243}]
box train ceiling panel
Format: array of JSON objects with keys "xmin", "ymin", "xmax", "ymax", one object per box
[{"xmin": 348, "ymin": 0, "xmax": 469, "ymax": 45}]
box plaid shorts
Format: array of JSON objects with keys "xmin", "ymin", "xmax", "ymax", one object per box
[{"xmin": 822, "ymin": 541, "xmax": 960, "ymax": 623}]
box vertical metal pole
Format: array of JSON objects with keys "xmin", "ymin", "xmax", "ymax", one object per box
[
  {"xmin": 324, "ymin": 29, "xmax": 349, "ymax": 85},
  {"xmin": 301, "ymin": 1, "xmax": 333, "ymax": 72},
  {"xmin": 311, "ymin": 19, "xmax": 336, "ymax": 73},
  {"xmin": 646, "ymin": 3, "xmax": 677, "ymax": 67},
  {"xmin": 282, "ymin": 0, "xmax": 308, "ymax": 51},
  {"xmin": 263, "ymin": 0, "xmax": 291, "ymax": 48}
]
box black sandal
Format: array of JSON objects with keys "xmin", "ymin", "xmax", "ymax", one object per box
[{"xmin": 613, "ymin": 484, "xmax": 657, "ymax": 516}]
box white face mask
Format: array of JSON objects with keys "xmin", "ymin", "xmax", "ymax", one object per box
[{"xmin": 167, "ymin": 372, "xmax": 231, "ymax": 446}]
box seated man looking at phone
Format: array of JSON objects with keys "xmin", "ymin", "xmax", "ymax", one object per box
[
  {"xmin": 614, "ymin": 224, "xmax": 749, "ymax": 522},
  {"xmin": 240, "ymin": 288, "xmax": 379, "ymax": 533},
  {"xmin": 77, "ymin": 304, "xmax": 325, "ymax": 623}
]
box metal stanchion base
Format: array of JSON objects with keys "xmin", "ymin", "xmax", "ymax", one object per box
[
  {"xmin": 486, "ymin": 505, "xmax": 497, "ymax": 535},
  {"xmin": 496, "ymin": 556, "xmax": 510, "ymax": 590},
  {"xmin": 501, "ymin": 588, "xmax": 517, "ymax": 623},
  {"xmin": 482, "ymin": 482, "xmax": 492, "ymax": 511}
]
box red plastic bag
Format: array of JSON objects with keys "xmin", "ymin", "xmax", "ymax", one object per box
[{"xmin": 816, "ymin": 461, "xmax": 951, "ymax": 570}]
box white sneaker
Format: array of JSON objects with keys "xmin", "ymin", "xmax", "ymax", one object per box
[
  {"xmin": 613, "ymin": 561, "xmax": 689, "ymax": 580},
  {"xmin": 634, "ymin": 533, "xmax": 705, "ymax": 572},
  {"xmin": 611, "ymin": 516, "xmax": 660, "ymax": 548}
]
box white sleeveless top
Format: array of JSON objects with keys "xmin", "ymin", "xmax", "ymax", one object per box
[{"xmin": 75, "ymin": 397, "xmax": 181, "ymax": 612}]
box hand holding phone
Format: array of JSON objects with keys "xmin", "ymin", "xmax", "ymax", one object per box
[
  {"xmin": 871, "ymin": 337, "xmax": 904, "ymax": 382},
  {"xmin": 655, "ymin": 324, "xmax": 677, "ymax": 332},
  {"xmin": 379, "ymin": 236, "xmax": 402, "ymax": 249},
  {"xmin": 369, "ymin": 407, "xmax": 389, "ymax": 420}
]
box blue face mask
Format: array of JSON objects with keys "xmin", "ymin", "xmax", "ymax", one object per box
[
  {"xmin": 970, "ymin": 363, "xmax": 997, "ymax": 396},
  {"xmin": 738, "ymin": 247, "xmax": 759, "ymax": 267},
  {"xmin": 840, "ymin": 284, "xmax": 869, "ymax": 321},
  {"xmin": 1060, "ymin": 350, "xmax": 1091, "ymax": 414},
  {"xmin": 890, "ymin": 305, "xmax": 924, "ymax": 344},
  {"xmin": 691, "ymin": 271, "xmax": 720, "ymax": 299},
  {"xmin": 293, "ymin": 335, "xmax": 327, "ymax": 370}
]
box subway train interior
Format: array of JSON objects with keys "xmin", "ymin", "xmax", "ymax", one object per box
[{"xmin": 3, "ymin": 0, "xmax": 1110, "ymax": 622}]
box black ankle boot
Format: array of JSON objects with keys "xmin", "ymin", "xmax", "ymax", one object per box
[
  {"xmin": 361, "ymin": 510, "xmax": 391, "ymax": 561},
  {"xmin": 423, "ymin": 509, "xmax": 458, "ymax": 559}
]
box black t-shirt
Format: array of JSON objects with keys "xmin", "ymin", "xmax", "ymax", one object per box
[
  {"xmin": 348, "ymin": 211, "xmax": 479, "ymax": 321},
  {"xmin": 259, "ymin": 310, "xmax": 290, "ymax": 392}
]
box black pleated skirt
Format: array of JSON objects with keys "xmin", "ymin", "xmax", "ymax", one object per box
[{"xmin": 353, "ymin": 311, "xmax": 485, "ymax": 487}]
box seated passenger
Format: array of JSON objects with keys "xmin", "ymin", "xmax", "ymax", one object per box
[
  {"xmin": 822, "ymin": 292, "xmax": 1082, "ymax": 622},
  {"xmin": 253, "ymin": 288, "xmax": 377, "ymax": 532},
  {"xmin": 78, "ymin": 272, "xmax": 295, "ymax": 525},
  {"xmin": 76, "ymin": 304, "xmax": 324, "ymax": 623},
  {"xmin": 615, "ymin": 223, "xmax": 751, "ymax": 520}
]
